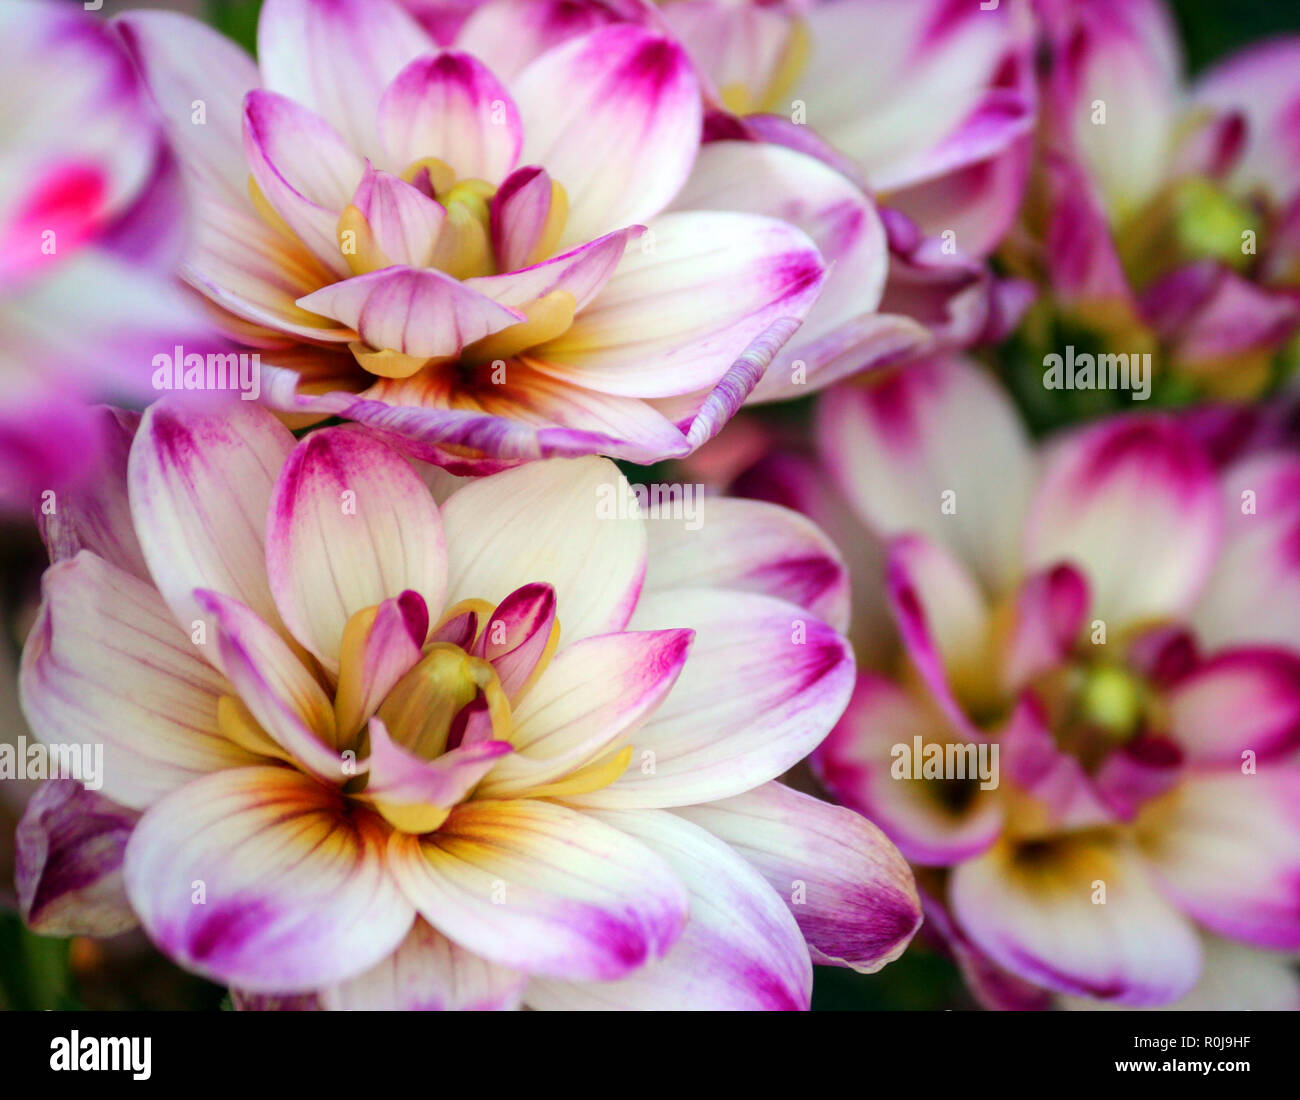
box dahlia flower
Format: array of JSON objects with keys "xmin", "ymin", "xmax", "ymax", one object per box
[
  {"xmin": 0, "ymin": 0, "xmax": 214, "ymax": 508},
  {"xmin": 112, "ymin": 0, "xmax": 845, "ymax": 470},
  {"xmin": 423, "ymin": 0, "xmax": 1037, "ymax": 399},
  {"xmin": 1011, "ymin": 0, "xmax": 1300, "ymax": 397},
  {"xmin": 16, "ymin": 401, "xmax": 919, "ymax": 1009},
  {"xmin": 739, "ymin": 356, "xmax": 1300, "ymax": 1008}
]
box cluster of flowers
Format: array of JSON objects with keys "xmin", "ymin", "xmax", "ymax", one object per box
[{"xmin": 5, "ymin": 0, "xmax": 1299, "ymax": 1010}]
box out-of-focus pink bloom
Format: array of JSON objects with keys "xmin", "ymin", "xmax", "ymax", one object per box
[
  {"xmin": 0, "ymin": 0, "xmax": 215, "ymax": 510},
  {"xmin": 16, "ymin": 402, "xmax": 919, "ymax": 1008},
  {"xmin": 739, "ymin": 356, "xmax": 1300, "ymax": 1008},
  {"xmin": 434, "ymin": 0, "xmax": 1038, "ymax": 400},
  {"xmin": 113, "ymin": 0, "xmax": 848, "ymax": 471},
  {"xmin": 1016, "ymin": 0, "xmax": 1300, "ymax": 395}
]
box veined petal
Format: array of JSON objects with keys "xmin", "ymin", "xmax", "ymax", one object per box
[
  {"xmin": 19, "ymin": 553, "xmax": 261, "ymax": 811},
  {"xmin": 266, "ymin": 427, "xmax": 447, "ymax": 673},
  {"xmin": 387, "ymin": 799, "xmax": 688, "ymax": 980},
  {"xmin": 949, "ymin": 834, "xmax": 1202, "ymax": 1005},
  {"xmin": 296, "ymin": 267, "xmax": 523, "ymax": 359},
  {"xmin": 533, "ymin": 210, "xmax": 824, "ymax": 399},
  {"xmin": 348, "ymin": 164, "xmax": 446, "ymax": 270},
  {"xmin": 243, "ymin": 90, "xmax": 366, "ymax": 276},
  {"xmin": 527, "ymin": 809, "xmax": 811, "ymax": 1010},
  {"xmin": 668, "ymin": 140, "xmax": 888, "ymax": 397},
  {"xmin": 642, "ymin": 496, "xmax": 849, "ymax": 633},
  {"xmin": 572, "ymin": 587, "xmax": 854, "ymax": 808},
  {"xmin": 439, "ymin": 457, "xmax": 646, "ymax": 643},
  {"xmin": 321, "ymin": 918, "xmax": 526, "ymax": 1010},
  {"xmin": 477, "ymin": 628, "xmax": 693, "ymax": 798},
  {"xmin": 124, "ymin": 766, "xmax": 414, "ymax": 992},
  {"xmin": 16, "ymin": 780, "xmax": 138, "ymax": 938},
  {"xmin": 128, "ymin": 400, "xmax": 296, "ymax": 651},
  {"xmin": 514, "ymin": 25, "xmax": 702, "ymax": 247},
  {"xmin": 378, "ymin": 51, "xmax": 522, "ymax": 184},
  {"xmin": 1025, "ymin": 416, "xmax": 1222, "ymax": 631},
  {"xmin": 194, "ymin": 590, "xmax": 343, "ymax": 781},
  {"xmin": 676, "ymin": 783, "xmax": 921, "ymax": 974},
  {"xmin": 257, "ymin": 0, "xmax": 435, "ymax": 163}
]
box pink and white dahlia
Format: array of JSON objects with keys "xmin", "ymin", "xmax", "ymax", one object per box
[
  {"xmin": 740, "ymin": 356, "xmax": 1300, "ymax": 1008},
  {"xmin": 0, "ymin": 0, "xmax": 214, "ymax": 509},
  {"xmin": 1014, "ymin": 0, "xmax": 1300, "ymax": 396},
  {"xmin": 112, "ymin": 0, "xmax": 836, "ymax": 471},
  {"xmin": 16, "ymin": 401, "xmax": 919, "ymax": 1009},
  {"xmin": 434, "ymin": 0, "xmax": 1037, "ymax": 398}
]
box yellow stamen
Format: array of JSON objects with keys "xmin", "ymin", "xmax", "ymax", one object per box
[{"xmin": 757, "ymin": 18, "xmax": 811, "ymax": 114}]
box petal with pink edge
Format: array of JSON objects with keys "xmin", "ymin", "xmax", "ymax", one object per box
[
  {"xmin": 570, "ymin": 587, "xmax": 854, "ymax": 809},
  {"xmin": 812, "ymin": 672, "xmax": 1003, "ymax": 867},
  {"xmin": 477, "ymin": 628, "xmax": 693, "ymax": 798},
  {"xmin": 349, "ymin": 165, "xmax": 446, "ymax": 269},
  {"xmin": 1025, "ymin": 416, "xmax": 1222, "ymax": 631},
  {"xmin": 642, "ymin": 496, "xmax": 850, "ymax": 633},
  {"xmin": 526, "ymin": 809, "xmax": 811, "ymax": 1009},
  {"xmin": 676, "ymin": 782, "xmax": 921, "ymax": 974},
  {"xmin": 667, "ymin": 140, "xmax": 888, "ymax": 400},
  {"xmin": 266, "ymin": 427, "xmax": 447, "ymax": 673},
  {"xmin": 514, "ymin": 25, "xmax": 701, "ymax": 247},
  {"xmin": 124, "ymin": 766, "xmax": 414, "ymax": 992},
  {"xmin": 949, "ymin": 834, "xmax": 1202, "ymax": 1005},
  {"xmin": 1192, "ymin": 454, "xmax": 1300, "ymax": 651},
  {"xmin": 816, "ymin": 356, "xmax": 1033, "ymax": 595},
  {"xmin": 19, "ymin": 554, "xmax": 261, "ymax": 811},
  {"xmin": 1165, "ymin": 648, "xmax": 1300, "ymax": 765},
  {"xmin": 438, "ymin": 457, "xmax": 646, "ymax": 643},
  {"xmin": 128, "ymin": 400, "xmax": 296, "ymax": 650},
  {"xmin": 243, "ymin": 90, "xmax": 366, "ymax": 276},
  {"xmin": 378, "ymin": 51, "xmax": 522, "ymax": 184},
  {"xmin": 194, "ymin": 590, "xmax": 344, "ymax": 781},
  {"xmin": 321, "ymin": 918, "xmax": 526, "ymax": 1010},
  {"xmin": 476, "ymin": 583, "xmax": 556, "ymax": 702},
  {"xmin": 533, "ymin": 211, "xmax": 824, "ymax": 399},
  {"xmin": 1139, "ymin": 769, "xmax": 1300, "ymax": 950},
  {"xmin": 387, "ymin": 799, "xmax": 688, "ymax": 980},
  {"xmin": 257, "ymin": 0, "xmax": 434, "ymax": 163},
  {"xmin": 297, "ymin": 267, "xmax": 523, "ymax": 358}
]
